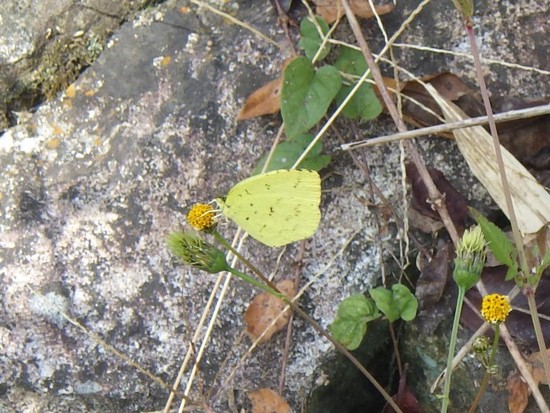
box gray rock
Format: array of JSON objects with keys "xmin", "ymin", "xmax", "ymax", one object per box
[{"xmin": 1, "ymin": 0, "xmax": 549, "ymax": 412}]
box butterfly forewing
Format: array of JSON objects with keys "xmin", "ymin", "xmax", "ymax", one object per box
[{"xmin": 221, "ymin": 170, "xmax": 321, "ymax": 247}]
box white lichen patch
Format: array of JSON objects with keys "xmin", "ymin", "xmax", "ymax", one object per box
[{"xmin": 29, "ymin": 291, "xmax": 70, "ymax": 327}]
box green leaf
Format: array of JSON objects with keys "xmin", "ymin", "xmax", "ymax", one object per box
[
  {"xmin": 334, "ymin": 46, "xmax": 369, "ymax": 75},
  {"xmin": 330, "ymin": 294, "xmax": 380, "ymax": 350},
  {"xmin": 331, "ymin": 317, "xmax": 367, "ymax": 351},
  {"xmin": 370, "ymin": 284, "xmax": 418, "ymax": 323},
  {"xmin": 391, "ymin": 284, "xmax": 418, "ymax": 321},
  {"xmin": 253, "ymin": 134, "xmax": 331, "ymax": 174},
  {"xmin": 298, "ymin": 16, "xmax": 331, "ymax": 61},
  {"xmin": 369, "ymin": 287, "xmax": 398, "ymax": 322},
  {"xmin": 333, "ymin": 47, "xmax": 382, "ymax": 120},
  {"xmin": 281, "ymin": 58, "xmax": 342, "ymax": 139},
  {"xmin": 470, "ymin": 208, "xmax": 519, "ymax": 280}
]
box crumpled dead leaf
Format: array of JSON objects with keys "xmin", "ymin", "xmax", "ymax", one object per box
[
  {"xmin": 507, "ymin": 372, "xmax": 530, "ymax": 413},
  {"xmin": 244, "ymin": 279, "xmax": 296, "ymax": 343},
  {"xmin": 508, "ymin": 348, "xmax": 550, "ymax": 413},
  {"xmin": 425, "ymin": 83, "xmax": 550, "ymax": 236},
  {"xmin": 406, "ymin": 162, "xmax": 468, "ymax": 233},
  {"xmin": 237, "ymin": 58, "xmax": 295, "ymax": 120},
  {"xmin": 312, "ymin": 0, "xmax": 395, "ymax": 24},
  {"xmin": 415, "ymin": 241, "xmax": 452, "ymax": 313},
  {"xmin": 382, "ymin": 72, "xmax": 485, "ymax": 136},
  {"xmin": 237, "ymin": 77, "xmax": 282, "ymax": 120},
  {"xmin": 248, "ymin": 388, "xmax": 291, "ymax": 413}
]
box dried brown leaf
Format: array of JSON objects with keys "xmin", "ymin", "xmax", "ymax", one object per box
[
  {"xmin": 381, "ymin": 73, "xmax": 484, "ymax": 136},
  {"xmin": 416, "ymin": 241, "xmax": 451, "ymax": 311},
  {"xmin": 248, "ymin": 388, "xmax": 291, "ymax": 413},
  {"xmin": 312, "ymin": 0, "xmax": 394, "ymax": 24},
  {"xmin": 237, "ymin": 77, "xmax": 282, "ymax": 120},
  {"xmin": 406, "ymin": 162, "xmax": 468, "ymax": 233},
  {"xmin": 507, "ymin": 372, "xmax": 530, "ymax": 413},
  {"xmin": 527, "ymin": 347, "xmax": 550, "ymax": 385},
  {"xmin": 244, "ymin": 280, "xmax": 296, "ymax": 343}
]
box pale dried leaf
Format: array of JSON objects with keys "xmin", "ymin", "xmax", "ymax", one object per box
[
  {"xmin": 248, "ymin": 388, "xmax": 291, "ymax": 413},
  {"xmin": 425, "ymin": 84, "xmax": 550, "ymax": 235},
  {"xmin": 312, "ymin": 0, "xmax": 394, "ymax": 24},
  {"xmin": 244, "ymin": 280, "xmax": 296, "ymax": 343},
  {"xmin": 527, "ymin": 347, "xmax": 550, "ymax": 385},
  {"xmin": 237, "ymin": 77, "xmax": 282, "ymax": 120}
]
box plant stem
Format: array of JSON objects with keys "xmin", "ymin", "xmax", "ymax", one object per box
[
  {"xmin": 213, "ymin": 231, "xmax": 405, "ymax": 413},
  {"xmin": 441, "ymin": 286, "xmax": 466, "ymax": 413},
  {"xmin": 227, "ymin": 267, "xmax": 280, "ymax": 297},
  {"xmin": 467, "ymin": 324, "xmax": 500, "ymax": 413},
  {"xmin": 466, "ymin": 23, "xmax": 550, "ymax": 388}
]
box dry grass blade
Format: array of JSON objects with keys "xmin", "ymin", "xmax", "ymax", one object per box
[{"xmin": 424, "ymin": 84, "xmax": 550, "ymax": 236}]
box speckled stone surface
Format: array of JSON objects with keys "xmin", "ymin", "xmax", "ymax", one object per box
[{"xmin": 0, "ymin": 0, "xmax": 549, "ymax": 412}]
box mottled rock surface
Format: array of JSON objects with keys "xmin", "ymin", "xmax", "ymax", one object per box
[{"xmin": 1, "ymin": 0, "xmax": 549, "ymax": 412}]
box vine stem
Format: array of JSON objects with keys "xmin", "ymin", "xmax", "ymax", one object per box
[
  {"xmin": 212, "ymin": 231, "xmax": 405, "ymax": 413},
  {"xmin": 441, "ymin": 286, "xmax": 466, "ymax": 413}
]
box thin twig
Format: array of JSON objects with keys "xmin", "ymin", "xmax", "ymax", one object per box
[{"xmin": 341, "ymin": 103, "xmax": 550, "ymax": 151}]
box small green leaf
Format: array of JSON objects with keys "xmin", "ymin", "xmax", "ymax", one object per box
[
  {"xmin": 370, "ymin": 287, "xmax": 398, "ymax": 322},
  {"xmin": 470, "ymin": 208, "xmax": 519, "ymax": 280},
  {"xmin": 298, "ymin": 16, "xmax": 331, "ymax": 61},
  {"xmin": 391, "ymin": 284, "xmax": 418, "ymax": 321},
  {"xmin": 330, "ymin": 294, "xmax": 380, "ymax": 350},
  {"xmin": 253, "ymin": 134, "xmax": 331, "ymax": 174},
  {"xmin": 336, "ymin": 294, "xmax": 378, "ymax": 319},
  {"xmin": 335, "ymin": 82, "xmax": 382, "ymax": 120},
  {"xmin": 370, "ymin": 284, "xmax": 418, "ymax": 323},
  {"xmin": 281, "ymin": 58, "xmax": 342, "ymax": 139},
  {"xmin": 331, "ymin": 317, "xmax": 367, "ymax": 351},
  {"xmin": 334, "ymin": 46, "xmax": 368, "ymax": 75},
  {"xmin": 333, "ymin": 47, "xmax": 382, "ymax": 120}
]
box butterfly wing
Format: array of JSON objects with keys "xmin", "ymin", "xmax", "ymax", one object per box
[{"xmin": 221, "ymin": 170, "xmax": 321, "ymax": 247}]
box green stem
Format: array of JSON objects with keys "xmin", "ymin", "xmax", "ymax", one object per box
[
  {"xmin": 441, "ymin": 286, "xmax": 466, "ymax": 413},
  {"xmin": 468, "ymin": 324, "xmax": 500, "ymax": 413},
  {"xmin": 227, "ymin": 268, "xmax": 280, "ymax": 297}
]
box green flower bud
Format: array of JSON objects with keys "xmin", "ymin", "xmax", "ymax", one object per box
[
  {"xmin": 472, "ymin": 336, "xmax": 490, "ymax": 354},
  {"xmin": 453, "ymin": 225, "xmax": 486, "ymax": 290},
  {"xmin": 167, "ymin": 231, "xmax": 229, "ymax": 274}
]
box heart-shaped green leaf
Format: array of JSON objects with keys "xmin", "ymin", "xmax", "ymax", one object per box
[
  {"xmin": 298, "ymin": 16, "xmax": 331, "ymax": 61},
  {"xmin": 253, "ymin": 134, "xmax": 331, "ymax": 174},
  {"xmin": 331, "ymin": 294, "xmax": 380, "ymax": 350},
  {"xmin": 282, "ymin": 57, "xmax": 342, "ymax": 139},
  {"xmin": 370, "ymin": 284, "xmax": 418, "ymax": 323},
  {"xmin": 334, "ymin": 47, "xmax": 382, "ymax": 121}
]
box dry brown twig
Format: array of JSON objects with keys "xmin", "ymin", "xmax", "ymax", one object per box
[{"xmin": 341, "ymin": 103, "xmax": 550, "ymax": 150}]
